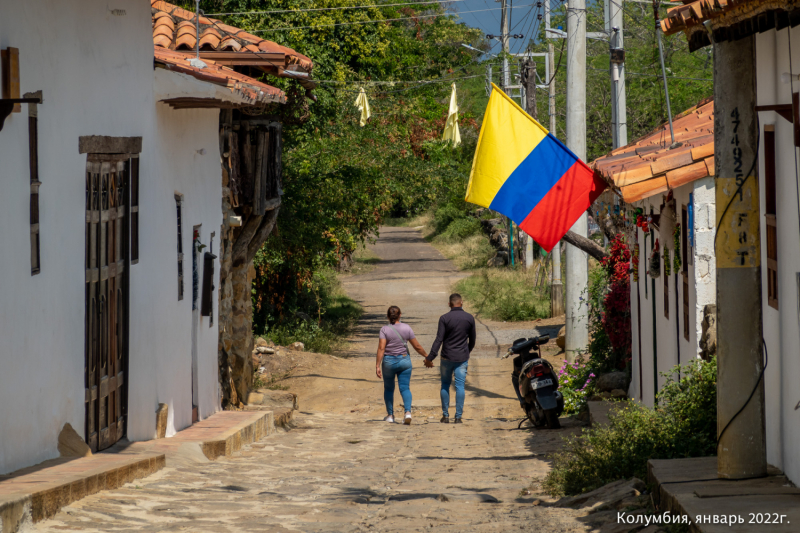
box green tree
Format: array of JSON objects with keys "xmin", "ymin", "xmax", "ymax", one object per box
[{"xmin": 190, "ymin": 1, "xmax": 485, "ymax": 330}]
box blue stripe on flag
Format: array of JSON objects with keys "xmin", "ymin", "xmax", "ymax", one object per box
[{"xmin": 489, "ymin": 133, "xmax": 578, "ymax": 223}]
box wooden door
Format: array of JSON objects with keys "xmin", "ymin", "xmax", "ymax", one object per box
[{"xmin": 85, "ymin": 157, "xmax": 129, "ymax": 452}]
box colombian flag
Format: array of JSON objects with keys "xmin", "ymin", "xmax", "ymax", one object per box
[{"xmin": 466, "ymin": 84, "xmax": 607, "ymax": 252}]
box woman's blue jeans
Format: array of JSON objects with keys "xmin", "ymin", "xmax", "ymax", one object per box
[
  {"xmin": 382, "ymin": 355, "xmax": 413, "ymax": 415},
  {"xmin": 440, "ymin": 359, "xmax": 468, "ymax": 419}
]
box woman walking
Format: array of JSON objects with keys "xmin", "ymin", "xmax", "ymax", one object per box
[{"xmin": 376, "ymin": 306, "xmax": 428, "ymax": 424}]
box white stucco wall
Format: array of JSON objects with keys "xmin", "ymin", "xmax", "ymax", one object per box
[
  {"xmin": 755, "ymin": 27, "xmax": 800, "ymax": 485},
  {"xmin": 692, "ymin": 177, "xmax": 716, "ymax": 356},
  {"xmin": 628, "ymin": 182, "xmax": 712, "ymax": 407},
  {"xmin": 0, "ymin": 0, "xmax": 221, "ymax": 474}
]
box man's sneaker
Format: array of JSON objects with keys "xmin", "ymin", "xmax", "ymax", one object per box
[
  {"xmin": 383, "ymin": 415, "xmax": 395, "ymax": 423},
  {"xmin": 440, "ymin": 416, "xmax": 449, "ymax": 423},
  {"xmin": 454, "ymin": 418, "xmax": 463, "ymax": 424},
  {"xmin": 404, "ymin": 412, "xmax": 412, "ymax": 425}
]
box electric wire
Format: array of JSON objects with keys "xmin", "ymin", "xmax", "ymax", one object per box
[
  {"xmin": 788, "ymin": 27, "xmax": 800, "ymax": 252},
  {"xmin": 715, "ymin": 339, "xmax": 768, "ymax": 453},
  {"xmin": 205, "ymin": 0, "xmax": 468, "ymax": 16},
  {"xmin": 316, "ymin": 74, "xmax": 483, "ymax": 94},
  {"xmin": 586, "ymin": 67, "xmax": 711, "ymax": 81},
  {"xmin": 251, "ymin": 4, "xmax": 537, "ymax": 32}
]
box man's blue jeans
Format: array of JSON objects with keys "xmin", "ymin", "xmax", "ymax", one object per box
[
  {"xmin": 440, "ymin": 359, "xmax": 468, "ymax": 419},
  {"xmin": 382, "ymin": 355, "xmax": 413, "ymax": 415}
]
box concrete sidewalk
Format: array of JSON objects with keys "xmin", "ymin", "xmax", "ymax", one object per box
[
  {"xmin": 0, "ymin": 408, "xmax": 292, "ymax": 532},
  {"xmin": 649, "ymin": 456, "xmax": 800, "ymax": 532}
]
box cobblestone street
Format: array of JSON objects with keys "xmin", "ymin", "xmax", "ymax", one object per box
[
  {"xmin": 33, "ymin": 411, "xmax": 591, "ymax": 532},
  {"xmin": 28, "ymin": 226, "xmax": 591, "ymax": 532}
]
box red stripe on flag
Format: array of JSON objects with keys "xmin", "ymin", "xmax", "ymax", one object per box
[{"xmin": 518, "ymin": 162, "xmax": 607, "ymax": 252}]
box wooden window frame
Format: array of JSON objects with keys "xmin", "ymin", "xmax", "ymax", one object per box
[
  {"xmin": 175, "ymin": 193, "xmax": 184, "ymax": 301},
  {"xmin": 130, "ymin": 157, "xmax": 139, "ymax": 264},
  {"xmin": 764, "ymin": 125, "xmax": 778, "ymax": 310},
  {"xmin": 682, "ymin": 205, "xmax": 690, "ymax": 340},
  {"xmin": 28, "ymin": 95, "xmax": 41, "ymax": 274},
  {"xmin": 663, "ymin": 249, "xmax": 669, "ymax": 319}
]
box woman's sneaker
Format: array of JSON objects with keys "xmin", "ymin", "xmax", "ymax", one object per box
[
  {"xmin": 383, "ymin": 415, "xmax": 394, "ymax": 423},
  {"xmin": 404, "ymin": 412, "xmax": 412, "ymax": 425}
]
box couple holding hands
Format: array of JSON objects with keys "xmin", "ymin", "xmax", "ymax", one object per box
[{"xmin": 375, "ymin": 293, "xmax": 476, "ymax": 425}]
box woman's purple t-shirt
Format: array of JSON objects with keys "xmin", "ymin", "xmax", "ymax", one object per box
[{"xmin": 379, "ymin": 322, "xmax": 415, "ymax": 356}]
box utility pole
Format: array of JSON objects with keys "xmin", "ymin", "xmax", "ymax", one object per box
[
  {"xmin": 713, "ymin": 35, "xmax": 767, "ymax": 480},
  {"xmin": 548, "ymin": 42, "xmax": 564, "ymax": 317},
  {"xmin": 609, "ymin": 0, "xmax": 627, "ymax": 148},
  {"xmin": 564, "ymin": 0, "xmax": 589, "ymax": 361},
  {"xmin": 523, "ymin": 59, "xmax": 538, "ymax": 270},
  {"xmin": 501, "ymin": 0, "xmax": 510, "ymax": 90}
]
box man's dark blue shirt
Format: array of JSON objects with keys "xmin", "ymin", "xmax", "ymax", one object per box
[{"xmin": 426, "ymin": 307, "xmax": 476, "ymax": 363}]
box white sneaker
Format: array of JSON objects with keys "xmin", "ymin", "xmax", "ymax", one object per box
[
  {"xmin": 404, "ymin": 412, "xmax": 412, "ymax": 425},
  {"xmin": 383, "ymin": 415, "xmax": 394, "ymax": 423}
]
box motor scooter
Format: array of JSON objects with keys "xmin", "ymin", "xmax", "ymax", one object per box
[{"xmin": 503, "ymin": 335, "xmax": 564, "ymax": 429}]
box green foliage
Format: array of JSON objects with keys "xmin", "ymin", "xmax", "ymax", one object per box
[
  {"xmin": 441, "ymin": 217, "xmax": 482, "ymax": 241},
  {"xmin": 586, "ymin": 264, "xmax": 615, "ymax": 370},
  {"xmin": 557, "ymin": 357, "xmax": 597, "ymax": 415},
  {"xmin": 253, "ymin": 267, "xmax": 362, "ymax": 353},
  {"xmin": 194, "ymin": 1, "xmax": 485, "ymax": 336},
  {"xmin": 543, "ymin": 357, "xmax": 718, "ymax": 497},
  {"xmin": 433, "ymin": 204, "xmax": 464, "ymax": 233},
  {"xmin": 455, "ymin": 269, "xmax": 550, "ymax": 321},
  {"xmin": 527, "ymin": 2, "xmax": 713, "ymax": 161}
]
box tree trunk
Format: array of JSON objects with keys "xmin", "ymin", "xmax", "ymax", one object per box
[{"xmin": 562, "ymin": 230, "xmax": 608, "ymax": 261}]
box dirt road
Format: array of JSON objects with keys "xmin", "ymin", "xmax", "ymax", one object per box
[
  {"xmin": 342, "ymin": 226, "xmax": 565, "ymax": 360},
  {"xmin": 32, "ymin": 227, "xmax": 593, "ymax": 532}
]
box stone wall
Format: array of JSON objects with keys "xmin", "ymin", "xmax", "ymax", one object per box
[{"xmin": 217, "ymin": 180, "xmax": 255, "ymax": 408}]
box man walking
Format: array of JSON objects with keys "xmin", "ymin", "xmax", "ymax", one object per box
[{"xmin": 425, "ymin": 293, "xmax": 476, "ymax": 423}]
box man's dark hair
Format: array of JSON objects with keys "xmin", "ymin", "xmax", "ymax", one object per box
[{"xmin": 449, "ymin": 293, "xmax": 462, "ymax": 305}]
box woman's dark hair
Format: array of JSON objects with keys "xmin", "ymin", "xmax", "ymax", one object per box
[{"xmin": 387, "ymin": 306, "xmax": 401, "ymax": 324}]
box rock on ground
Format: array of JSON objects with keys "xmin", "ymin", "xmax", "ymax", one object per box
[{"xmin": 596, "ymin": 372, "xmax": 628, "ymax": 392}]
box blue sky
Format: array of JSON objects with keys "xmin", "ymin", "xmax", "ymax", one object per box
[{"xmin": 444, "ymin": 0, "xmax": 549, "ymax": 56}]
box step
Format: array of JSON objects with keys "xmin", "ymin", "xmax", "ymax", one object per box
[
  {"xmin": 0, "ymin": 452, "xmax": 164, "ymax": 528},
  {"xmin": 0, "ymin": 408, "xmax": 295, "ymax": 531}
]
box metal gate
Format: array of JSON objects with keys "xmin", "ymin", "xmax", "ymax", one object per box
[{"xmin": 85, "ymin": 157, "xmax": 129, "ymax": 452}]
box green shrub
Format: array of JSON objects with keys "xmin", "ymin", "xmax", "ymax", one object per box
[
  {"xmin": 255, "ymin": 267, "xmax": 362, "ymax": 354},
  {"xmin": 433, "ymin": 204, "xmax": 463, "ymax": 233},
  {"xmin": 455, "ymin": 269, "xmax": 550, "ymax": 321},
  {"xmin": 441, "ymin": 217, "xmax": 482, "ymax": 241},
  {"xmin": 543, "ymin": 357, "xmax": 717, "ymax": 496}
]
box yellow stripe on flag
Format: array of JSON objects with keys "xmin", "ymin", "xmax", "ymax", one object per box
[{"xmin": 465, "ymin": 83, "xmax": 549, "ymax": 208}]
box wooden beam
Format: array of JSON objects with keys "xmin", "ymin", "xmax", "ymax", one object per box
[
  {"xmin": 79, "ymin": 136, "xmax": 142, "ymax": 154},
  {"xmin": 1, "ymin": 47, "xmax": 21, "ymax": 113},
  {"xmin": 199, "ymin": 50, "xmax": 284, "ymax": 66},
  {"xmin": 755, "ymin": 103, "xmax": 793, "ymax": 123}
]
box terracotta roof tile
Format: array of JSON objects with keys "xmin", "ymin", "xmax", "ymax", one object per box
[
  {"xmin": 666, "ymin": 160, "xmax": 709, "ymax": 188},
  {"xmin": 154, "ymin": 47, "xmax": 286, "ymax": 107},
  {"xmin": 151, "ymin": 0, "xmax": 313, "ymax": 73},
  {"xmin": 621, "ymin": 177, "xmax": 669, "ymax": 203},
  {"xmin": 592, "ymin": 99, "xmax": 714, "ymax": 201},
  {"xmin": 704, "ymin": 155, "xmax": 715, "ymax": 175}
]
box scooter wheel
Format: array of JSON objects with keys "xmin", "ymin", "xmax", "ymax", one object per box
[{"xmin": 545, "ymin": 409, "xmax": 561, "ymax": 429}]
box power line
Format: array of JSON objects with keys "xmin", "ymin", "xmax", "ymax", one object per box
[
  {"xmin": 586, "ymin": 66, "xmax": 711, "ymax": 81},
  {"xmin": 205, "ymin": 0, "xmax": 468, "ymax": 16},
  {"xmin": 318, "ymin": 74, "xmax": 483, "ymax": 94},
  {"xmin": 251, "ymin": 4, "xmax": 537, "ymax": 32}
]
